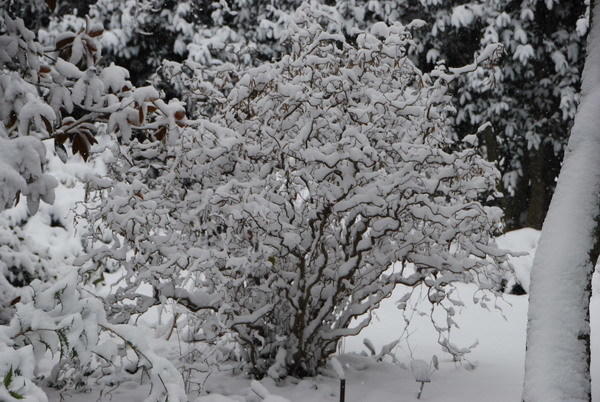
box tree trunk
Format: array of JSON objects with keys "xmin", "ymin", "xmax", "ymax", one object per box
[
  {"xmin": 526, "ymin": 144, "xmax": 548, "ymax": 230},
  {"xmin": 523, "ymin": 2, "xmax": 600, "ymax": 401}
]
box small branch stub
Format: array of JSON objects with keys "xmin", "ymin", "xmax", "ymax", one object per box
[{"xmin": 417, "ymin": 381, "xmax": 426, "ymax": 400}]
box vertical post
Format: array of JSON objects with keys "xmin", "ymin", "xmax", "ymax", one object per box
[{"xmin": 339, "ymin": 378, "xmax": 345, "ymax": 402}]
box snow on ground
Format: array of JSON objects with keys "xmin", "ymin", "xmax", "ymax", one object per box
[
  {"xmin": 496, "ymin": 227, "xmax": 540, "ymax": 292},
  {"xmin": 343, "ymin": 284, "xmax": 528, "ymax": 402},
  {"xmin": 43, "ymin": 228, "xmax": 600, "ymax": 401},
  {"xmin": 46, "ymin": 284, "xmax": 529, "ymax": 402}
]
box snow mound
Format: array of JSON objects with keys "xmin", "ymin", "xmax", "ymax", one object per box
[
  {"xmin": 194, "ymin": 395, "xmax": 239, "ymax": 402},
  {"xmin": 496, "ymin": 227, "xmax": 540, "ymax": 292}
]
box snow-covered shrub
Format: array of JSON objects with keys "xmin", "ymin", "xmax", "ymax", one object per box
[
  {"xmin": 0, "ymin": 5, "xmax": 190, "ymax": 400},
  {"xmin": 28, "ymin": 0, "xmax": 591, "ymax": 231},
  {"xmin": 82, "ymin": 2, "xmax": 508, "ymax": 380},
  {"xmin": 206, "ymin": 4, "xmax": 508, "ymax": 377}
]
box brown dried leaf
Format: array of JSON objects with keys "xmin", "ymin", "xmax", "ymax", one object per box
[
  {"xmin": 82, "ymin": 130, "xmax": 98, "ymax": 146},
  {"xmin": 72, "ymin": 132, "xmax": 91, "ymax": 161},
  {"xmin": 155, "ymin": 126, "xmax": 167, "ymax": 141},
  {"xmin": 56, "ymin": 35, "xmax": 74, "ymax": 51},
  {"xmin": 54, "ymin": 132, "xmax": 69, "ymax": 145},
  {"xmin": 87, "ymin": 29, "xmax": 104, "ymax": 38},
  {"xmin": 41, "ymin": 115, "xmax": 53, "ymax": 133}
]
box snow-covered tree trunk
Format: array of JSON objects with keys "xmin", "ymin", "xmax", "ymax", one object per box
[{"xmin": 523, "ymin": 2, "xmax": 600, "ymax": 401}]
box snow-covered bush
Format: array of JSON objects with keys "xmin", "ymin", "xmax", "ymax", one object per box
[
  {"xmin": 211, "ymin": 4, "xmax": 508, "ymax": 377},
  {"xmin": 0, "ymin": 4, "xmax": 190, "ymax": 400},
  {"xmin": 83, "ymin": 2, "xmax": 508, "ymax": 379},
  {"xmin": 32, "ymin": 0, "xmax": 590, "ymax": 231}
]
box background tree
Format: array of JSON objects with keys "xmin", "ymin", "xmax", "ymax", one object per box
[{"xmin": 344, "ymin": 0, "xmax": 588, "ymax": 230}]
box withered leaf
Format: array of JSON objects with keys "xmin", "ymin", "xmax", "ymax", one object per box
[
  {"xmin": 54, "ymin": 132, "xmax": 69, "ymax": 145},
  {"xmin": 56, "ymin": 35, "xmax": 74, "ymax": 51},
  {"xmin": 87, "ymin": 29, "xmax": 104, "ymax": 38},
  {"xmin": 155, "ymin": 126, "xmax": 167, "ymax": 141},
  {"xmin": 81, "ymin": 130, "xmax": 98, "ymax": 146},
  {"xmin": 41, "ymin": 115, "xmax": 53, "ymax": 134},
  {"xmin": 72, "ymin": 132, "xmax": 91, "ymax": 161}
]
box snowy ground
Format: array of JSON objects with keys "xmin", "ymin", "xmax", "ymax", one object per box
[
  {"xmin": 43, "ymin": 228, "xmax": 600, "ymax": 402},
  {"xmin": 43, "ymin": 284, "xmax": 524, "ymax": 402},
  {"xmin": 45, "ymin": 283, "xmax": 528, "ymax": 402}
]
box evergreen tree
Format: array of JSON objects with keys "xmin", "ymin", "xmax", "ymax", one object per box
[{"xmin": 347, "ymin": 0, "xmax": 588, "ymax": 229}]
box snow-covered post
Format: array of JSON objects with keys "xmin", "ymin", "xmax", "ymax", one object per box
[
  {"xmin": 523, "ymin": 1, "xmax": 600, "ymax": 401},
  {"xmin": 410, "ymin": 360, "xmax": 432, "ymax": 400},
  {"xmin": 331, "ymin": 357, "xmax": 346, "ymax": 402}
]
